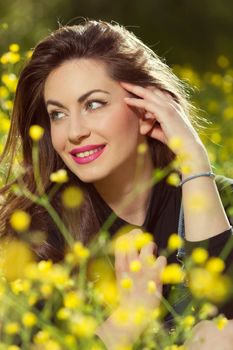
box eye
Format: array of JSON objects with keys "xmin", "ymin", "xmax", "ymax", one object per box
[
  {"xmin": 85, "ymin": 99, "xmax": 107, "ymax": 111},
  {"xmin": 48, "ymin": 110, "xmax": 66, "ymax": 121}
]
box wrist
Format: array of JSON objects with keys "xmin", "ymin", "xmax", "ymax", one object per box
[
  {"xmin": 95, "ymin": 317, "xmax": 133, "ymax": 350},
  {"xmin": 179, "ymin": 147, "xmax": 212, "ymax": 179}
]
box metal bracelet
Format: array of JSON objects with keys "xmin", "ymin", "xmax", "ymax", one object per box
[{"xmin": 178, "ymin": 171, "xmax": 216, "ymax": 187}]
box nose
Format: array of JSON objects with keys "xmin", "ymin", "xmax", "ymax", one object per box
[{"xmin": 67, "ymin": 114, "xmax": 91, "ymax": 144}]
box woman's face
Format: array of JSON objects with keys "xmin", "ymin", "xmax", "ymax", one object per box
[{"xmin": 44, "ymin": 59, "xmax": 147, "ymax": 184}]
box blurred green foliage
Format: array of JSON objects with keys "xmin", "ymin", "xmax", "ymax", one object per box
[{"xmin": 0, "ymin": 0, "xmax": 233, "ymax": 71}]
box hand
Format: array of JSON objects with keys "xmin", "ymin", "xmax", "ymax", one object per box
[
  {"xmin": 120, "ymin": 82, "xmax": 209, "ymax": 166},
  {"xmin": 95, "ymin": 229, "xmax": 167, "ymax": 349},
  {"xmin": 184, "ymin": 319, "xmax": 233, "ymax": 350},
  {"xmin": 114, "ymin": 229, "xmax": 166, "ymax": 311}
]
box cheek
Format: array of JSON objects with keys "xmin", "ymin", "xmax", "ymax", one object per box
[
  {"xmin": 102, "ymin": 105, "xmax": 140, "ymax": 136},
  {"xmin": 50, "ymin": 126, "xmax": 66, "ymax": 153}
]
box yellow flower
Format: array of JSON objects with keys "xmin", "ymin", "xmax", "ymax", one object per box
[
  {"xmin": 164, "ymin": 346, "xmax": 185, "ymax": 350},
  {"xmin": 181, "ymin": 315, "xmax": 195, "ymax": 329},
  {"xmin": 38, "ymin": 259, "xmax": 53, "ymax": 273},
  {"xmin": 4, "ymin": 322, "xmax": 20, "ymax": 334},
  {"xmin": 144, "ymin": 254, "xmax": 156, "ymax": 266},
  {"xmin": 10, "ymin": 278, "xmax": 31, "ymax": 295},
  {"xmin": 111, "ymin": 229, "xmax": 149, "ymax": 254},
  {"xmin": 26, "ymin": 50, "xmax": 33, "ymax": 58},
  {"xmin": 137, "ymin": 143, "xmax": 148, "ymax": 154},
  {"xmin": 214, "ymin": 315, "xmax": 228, "ymax": 330},
  {"xmin": 0, "ymin": 86, "xmax": 9, "ymax": 98},
  {"xmin": 133, "ymin": 306, "xmax": 147, "ymax": 325},
  {"xmin": 211, "ymin": 74, "xmax": 222, "ymax": 86},
  {"xmin": 0, "ymin": 51, "xmax": 20, "ymax": 64},
  {"xmin": 147, "ymin": 280, "xmax": 157, "ymax": 294},
  {"xmin": 40, "ymin": 283, "xmax": 53, "ymax": 298},
  {"xmin": 64, "ymin": 334, "xmax": 77, "ymax": 347},
  {"xmin": 223, "ymin": 106, "xmax": 233, "ymax": 120},
  {"xmin": 112, "ymin": 307, "xmax": 130, "ymax": 325},
  {"xmin": 64, "ymin": 291, "xmax": 82, "ymax": 309},
  {"xmin": 49, "ymin": 265, "xmax": 70, "ymax": 289},
  {"xmin": 166, "ymin": 173, "xmax": 180, "ymax": 186},
  {"xmin": 0, "ymin": 239, "xmax": 34, "ymax": 281},
  {"xmin": 70, "ymin": 315, "xmax": 97, "ymax": 337},
  {"xmin": 61, "ymin": 185, "xmax": 83, "ymax": 208},
  {"xmin": 191, "ymin": 247, "xmax": 209, "ymax": 264},
  {"xmin": 3, "ymin": 99, "xmax": 13, "ymax": 110},
  {"xmin": 161, "ymin": 264, "xmax": 185, "ymax": 284},
  {"xmin": 73, "ymin": 241, "xmax": 90, "ymax": 262},
  {"xmin": 211, "ymin": 132, "xmax": 222, "ymax": 144},
  {"xmin": 9, "ymin": 43, "xmax": 20, "ymax": 52},
  {"xmin": 217, "ymin": 55, "xmax": 230, "ymax": 69},
  {"xmin": 95, "ymin": 280, "xmax": 118, "ymax": 306},
  {"xmin": 8, "ymin": 346, "xmax": 21, "ymax": 350},
  {"xmin": 28, "ymin": 293, "xmax": 38, "ymax": 306},
  {"xmin": 120, "ymin": 276, "xmax": 133, "ymax": 290},
  {"xmin": 22, "ymin": 312, "xmax": 37, "ymax": 327},
  {"xmin": 129, "ymin": 259, "xmax": 142, "ymax": 272},
  {"xmin": 10, "ymin": 209, "xmax": 31, "ymax": 231},
  {"xmin": 114, "ymin": 345, "xmax": 133, "ymax": 350},
  {"xmin": 57, "ymin": 307, "xmax": 71, "ymax": 320},
  {"xmin": 180, "ymin": 164, "xmax": 192, "ymax": 175},
  {"xmin": 168, "ymin": 137, "xmax": 183, "ymax": 152},
  {"xmin": 33, "ymin": 330, "xmax": 50, "ymax": 344},
  {"xmin": 43, "ymin": 340, "xmax": 62, "ymax": 350},
  {"xmin": 188, "ymin": 267, "xmax": 231, "ymax": 302},
  {"xmin": 205, "ymin": 257, "xmax": 225, "ymax": 274},
  {"xmin": 0, "ymin": 116, "xmax": 10, "ymax": 132},
  {"xmin": 199, "ymin": 302, "xmax": 218, "ymax": 319},
  {"xmin": 1, "ymin": 73, "xmax": 18, "ymax": 91},
  {"xmin": 50, "ymin": 169, "xmax": 68, "ymax": 183},
  {"xmin": 134, "ymin": 232, "xmax": 153, "ymax": 249},
  {"xmin": 168, "ymin": 233, "xmax": 183, "ymax": 251},
  {"xmin": 29, "ymin": 124, "xmax": 44, "ymax": 141},
  {"xmin": 187, "ymin": 192, "xmax": 209, "ymax": 212}
]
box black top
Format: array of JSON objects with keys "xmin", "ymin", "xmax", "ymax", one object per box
[{"xmin": 94, "ymin": 174, "xmax": 233, "ymax": 320}]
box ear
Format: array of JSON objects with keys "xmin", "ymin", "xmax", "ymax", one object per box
[{"xmin": 139, "ymin": 112, "xmax": 156, "ymax": 135}]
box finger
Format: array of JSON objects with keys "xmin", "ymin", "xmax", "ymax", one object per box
[
  {"xmin": 146, "ymin": 124, "xmax": 168, "ymax": 145},
  {"xmin": 127, "ymin": 241, "xmax": 139, "ymax": 264},
  {"xmin": 124, "ymin": 97, "xmax": 165, "ymax": 123},
  {"xmin": 139, "ymin": 241, "xmax": 157, "ymax": 264},
  {"xmin": 153, "ymin": 255, "xmax": 167, "ymax": 285},
  {"xmin": 115, "ymin": 247, "xmax": 128, "ymax": 282},
  {"xmin": 121, "ymin": 82, "xmax": 173, "ymax": 105},
  {"xmin": 120, "ymin": 82, "xmax": 156, "ymax": 101}
]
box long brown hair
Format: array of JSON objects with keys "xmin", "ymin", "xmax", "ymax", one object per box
[{"xmin": 0, "ymin": 19, "xmax": 204, "ymax": 261}]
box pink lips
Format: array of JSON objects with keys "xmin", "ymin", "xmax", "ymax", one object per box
[{"xmin": 69, "ymin": 144, "xmax": 106, "ymax": 165}]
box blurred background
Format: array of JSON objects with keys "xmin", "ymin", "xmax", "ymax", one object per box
[
  {"xmin": 0, "ymin": 0, "xmax": 233, "ymax": 178},
  {"xmin": 1, "ymin": 0, "xmax": 233, "ymax": 71}
]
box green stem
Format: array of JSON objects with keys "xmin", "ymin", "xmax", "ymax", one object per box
[
  {"xmin": 39, "ymin": 196, "xmax": 74, "ymax": 247},
  {"xmin": 32, "ymin": 142, "xmax": 44, "ymax": 196},
  {"xmin": 16, "ymin": 176, "xmax": 74, "ymax": 248},
  {"xmin": 160, "ymin": 293, "xmax": 181, "ymax": 321},
  {"xmin": 219, "ymin": 234, "xmax": 233, "ymax": 261},
  {"xmin": 2, "ymin": 292, "xmax": 70, "ymax": 347}
]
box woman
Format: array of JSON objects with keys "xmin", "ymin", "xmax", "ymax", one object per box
[{"xmin": 0, "ymin": 19, "xmax": 232, "ymax": 349}]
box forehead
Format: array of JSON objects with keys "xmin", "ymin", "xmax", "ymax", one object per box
[{"xmin": 44, "ymin": 58, "xmax": 113, "ymax": 93}]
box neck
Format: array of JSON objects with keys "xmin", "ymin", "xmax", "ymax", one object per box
[{"xmin": 93, "ymin": 149, "xmax": 154, "ymax": 226}]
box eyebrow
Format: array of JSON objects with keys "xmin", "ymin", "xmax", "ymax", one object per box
[{"xmin": 45, "ymin": 89, "xmax": 110, "ymax": 109}]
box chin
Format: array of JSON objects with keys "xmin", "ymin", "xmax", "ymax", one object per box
[{"xmin": 68, "ymin": 168, "xmax": 110, "ymax": 184}]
